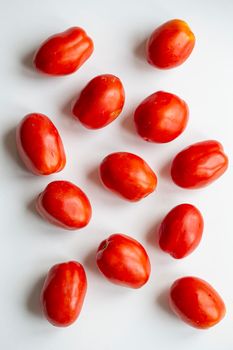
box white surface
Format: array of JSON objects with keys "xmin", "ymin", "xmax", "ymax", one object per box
[{"xmin": 1, "ymin": 0, "xmax": 233, "ymax": 349}]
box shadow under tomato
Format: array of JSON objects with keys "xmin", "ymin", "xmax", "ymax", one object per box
[
  {"xmin": 27, "ymin": 196, "xmax": 42, "ymax": 220},
  {"xmin": 87, "ymin": 167, "xmax": 109, "ymax": 199},
  {"xmin": 3, "ymin": 127, "xmax": 28, "ymax": 172},
  {"xmin": 84, "ymin": 248, "xmax": 99, "ymax": 276},
  {"xmin": 21, "ymin": 49, "xmax": 36, "ymax": 72},
  {"xmin": 87, "ymin": 167, "xmax": 101, "ymax": 188},
  {"xmin": 121, "ymin": 113, "xmax": 135, "ymax": 135},
  {"xmin": 120, "ymin": 112, "xmax": 142, "ymax": 146},
  {"xmin": 61, "ymin": 92, "xmax": 78, "ymax": 117},
  {"xmin": 146, "ymin": 219, "xmax": 162, "ymax": 248},
  {"xmin": 26, "ymin": 275, "xmax": 45, "ymax": 318},
  {"xmin": 132, "ymin": 34, "xmax": 163, "ymax": 73},
  {"xmin": 156, "ymin": 287, "xmax": 176, "ymax": 319},
  {"xmin": 134, "ymin": 38, "xmax": 147, "ymax": 63},
  {"xmin": 59, "ymin": 92, "xmax": 91, "ymax": 137},
  {"xmin": 159, "ymin": 159, "xmax": 172, "ymax": 181}
]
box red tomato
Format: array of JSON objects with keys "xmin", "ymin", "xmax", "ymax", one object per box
[
  {"xmin": 99, "ymin": 152, "xmax": 157, "ymax": 201},
  {"xmin": 146, "ymin": 19, "xmax": 195, "ymax": 69},
  {"xmin": 41, "ymin": 261, "xmax": 87, "ymax": 327},
  {"xmin": 169, "ymin": 276, "xmax": 226, "ymax": 329},
  {"xmin": 33, "ymin": 27, "xmax": 93, "ymax": 75},
  {"xmin": 72, "ymin": 74, "xmax": 125, "ymax": 129},
  {"xmin": 158, "ymin": 204, "xmax": 204, "ymax": 258},
  {"xmin": 16, "ymin": 113, "xmax": 66, "ymax": 175},
  {"xmin": 171, "ymin": 140, "xmax": 228, "ymax": 189},
  {"xmin": 37, "ymin": 181, "xmax": 92, "ymax": 230},
  {"xmin": 96, "ymin": 234, "xmax": 151, "ymax": 288},
  {"xmin": 134, "ymin": 91, "xmax": 189, "ymax": 143}
]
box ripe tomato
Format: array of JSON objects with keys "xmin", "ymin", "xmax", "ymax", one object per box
[
  {"xmin": 169, "ymin": 276, "xmax": 226, "ymax": 329},
  {"xmin": 41, "ymin": 261, "xmax": 87, "ymax": 327},
  {"xmin": 72, "ymin": 74, "xmax": 125, "ymax": 129},
  {"xmin": 134, "ymin": 91, "xmax": 189, "ymax": 143},
  {"xmin": 146, "ymin": 19, "xmax": 195, "ymax": 69},
  {"xmin": 37, "ymin": 181, "xmax": 92, "ymax": 230},
  {"xmin": 171, "ymin": 140, "xmax": 228, "ymax": 189},
  {"xmin": 158, "ymin": 204, "xmax": 204, "ymax": 258},
  {"xmin": 33, "ymin": 27, "xmax": 93, "ymax": 75},
  {"xmin": 16, "ymin": 113, "xmax": 66, "ymax": 175},
  {"xmin": 96, "ymin": 234, "xmax": 151, "ymax": 288},
  {"xmin": 99, "ymin": 152, "xmax": 157, "ymax": 201}
]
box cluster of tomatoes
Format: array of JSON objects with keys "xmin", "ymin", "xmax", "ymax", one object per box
[{"xmin": 16, "ymin": 19, "xmax": 228, "ymax": 329}]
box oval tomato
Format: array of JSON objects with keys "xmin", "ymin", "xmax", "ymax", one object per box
[
  {"xmin": 41, "ymin": 261, "xmax": 87, "ymax": 327},
  {"xmin": 169, "ymin": 276, "xmax": 226, "ymax": 329},
  {"xmin": 16, "ymin": 113, "xmax": 66, "ymax": 175},
  {"xmin": 134, "ymin": 91, "xmax": 189, "ymax": 143},
  {"xmin": 158, "ymin": 204, "xmax": 204, "ymax": 258},
  {"xmin": 72, "ymin": 74, "xmax": 125, "ymax": 129},
  {"xmin": 37, "ymin": 181, "xmax": 92, "ymax": 230},
  {"xmin": 96, "ymin": 234, "xmax": 151, "ymax": 288},
  {"xmin": 99, "ymin": 152, "xmax": 157, "ymax": 201},
  {"xmin": 146, "ymin": 19, "xmax": 195, "ymax": 69},
  {"xmin": 33, "ymin": 27, "xmax": 94, "ymax": 75},
  {"xmin": 171, "ymin": 140, "xmax": 228, "ymax": 189}
]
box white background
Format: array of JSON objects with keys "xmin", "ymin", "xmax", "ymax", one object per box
[{"xmin": 1, "ymin": 0, "xmax": 233, "ymax": 349}]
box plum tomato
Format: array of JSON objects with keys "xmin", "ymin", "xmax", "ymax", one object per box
[
  {"xmin": 158, "ymin": 203, "xmax": 204, "ymax": 258},
  {"xmin": 36, "ymin": 180, "xmax": 92, "ymax": 230},
  {"xmin": 96, "ymin": 234, "xmax": 151, "ymax": 288},
  {"xmin": 169, "ymin": 276, "xmax": 226, "ymax": 329},
  {"xmin": 146, "ymin": 19, "xmax": 195, "ymax": 69},
  {"xmin": 99, "ymin": 152, "xmax": 157, "ymax": 201},
  {"xmin": 41, "ymin": 261, "xmax": 87, "ymax": 327},
  {"xmin": 33, "ymin": 27, "xmax": 93, "ymax": 75},
  {"xmin": 171, "ymin": 140, "xmax": 228, "ymax": 189},
  {"xmin": 72, "ymin": 74, "xmax": 125, "ymax": 129},
  {"xmin": 16, "ymin": 113, "xmax": 66, "ymax": 175},
  {"xmin": 134, "ymin": 91, "xmax": 189, "ymax": 143}
]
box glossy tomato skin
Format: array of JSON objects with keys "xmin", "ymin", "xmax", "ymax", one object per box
[
  {"xmin": 134, "ymin": 91, "xmax": 189, "ymax": 143},
  {"xmin": 33, "ymin": 27, "xmax": 94, "ymax": 75},
  {"xmin": 72, "ymin": 74, "xmax": 125, "ymax": 129},
  {"xmin": 16, "ymin": 113, "xmax": 66, "ymax": 175},
  {"xmin": 41, "ymin": 261, "xmax": 87, "ymax": 327},
  {"xmin": 96, "ymin": 234, "xmax": 151, "ymax": 288},
  {"xmin": 171, "ymin": 140, "xmax": 228, "ymax": 189},
  {"xmin": 158, "ymin": 204, "xmax": 204, "ymax": 258},
  {"xmin": 146, "ymin": 19, "xmax": 195, "ymax": 69},
  {"xmin": 99, "ymin": 152, "xmax": 157, "ymax": 201},
  {"xmin": 37, "ymin": 181, "xmax": 92, "ymax": 230},
  {"xmin": 169, "ymin": 276, "xmax": 226, "ymax": 329}
]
